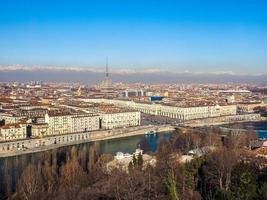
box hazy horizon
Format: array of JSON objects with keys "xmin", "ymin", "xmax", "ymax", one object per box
[{"xmin": 1, "ymin": 65, "xmax": 267, "ymax": 84}]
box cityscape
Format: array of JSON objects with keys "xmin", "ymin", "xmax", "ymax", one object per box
[{"xmin": 1, "ymin": 1, "xmax": 267, "ymax": 200}]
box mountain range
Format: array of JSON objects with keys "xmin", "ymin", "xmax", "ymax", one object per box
[{"xmin": 0, "ymin": 65, "xmax": 266, "ymax": 84}]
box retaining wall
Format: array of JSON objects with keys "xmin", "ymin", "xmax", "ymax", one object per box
[{"xmin": 0, "ymin": 125, "xmax": 174, "ymax": 157}]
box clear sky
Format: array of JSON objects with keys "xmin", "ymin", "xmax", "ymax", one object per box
[{"xmin": 0, "ymin": 0, "xmax": 267, "ymax": 74}]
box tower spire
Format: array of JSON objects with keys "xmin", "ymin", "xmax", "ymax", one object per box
[
  {"xmin": 106, "ymin": 56, "xmax": 109, "ymax": 78},
  {"xmin": 100, "ymin": 56, "xmax": 112, "ymax": 88}
]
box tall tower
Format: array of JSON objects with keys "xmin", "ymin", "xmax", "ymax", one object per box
[
  {"xmin": 100, "ymin": 57, "xmax": 112, "ymax": 89},
  {"xmin": 106, "ymin": 56, "xmax": 109, "ymax": 78}
]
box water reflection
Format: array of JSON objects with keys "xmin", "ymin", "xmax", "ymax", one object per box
[{"xmin": 99, "ymin": 132, "xmax": 170, "ymax": 154}]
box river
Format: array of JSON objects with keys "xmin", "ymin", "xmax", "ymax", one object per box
[
  {"xmin": 220, "ymin": 120, "xmax": 267, "ymax": 139},
  {"xmin": 0, "ymin": 131, "xmax": 172, "ymax": 197}
]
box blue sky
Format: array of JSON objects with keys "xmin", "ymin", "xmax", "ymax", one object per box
[{"xmin": 0, "ymin": 0, "xmax": 267, "ymax": 74}]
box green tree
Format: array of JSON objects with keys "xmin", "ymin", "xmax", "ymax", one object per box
[
  {"xmin": 167, "ymin": 170, "xmax": 179, "ymax": 200},
  {"xmin": 230, "ymin": 161, "xmax": 258, "ymax": 200},
  {"xmin": 258, "ymin": 182, "xmax": 267, "ymax": 200},
  {"xmin": 137, "ymin": 152, "xmax": 143, "ymax": 167},
  {"xmin": 132, "ymin": 154, "xmax": 137, "ymax": 166},
  {"xmin": 185, "ymin": 157, "xmax": 203, "ymax": 190}
]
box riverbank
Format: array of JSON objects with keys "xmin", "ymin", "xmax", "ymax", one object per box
[
  {"xmin": 185, "ymin": 119, "xmax": 264, "ymax": 127},
  {"xmin": 219, "ymin": 120, "xmax": 267, "ymax": 139},
  {"xmin": 0, "ymin": 125, "xmax": 175, "ymax": 158},
  {"xmin": 183, "ymin": 114, "xmax": 263, "ymax": 127}
]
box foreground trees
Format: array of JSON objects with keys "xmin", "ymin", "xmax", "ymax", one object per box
[
  {"xmin": 58, "ymin": 159, "xmax": 88, "ymax": 200},
  {"xmin": 16, "ymin": 164, "xmax": 44, "ymax": 200},
  {"xmin": 7, "ymin": 129, "xmax": 267, "ymax": 200},
  {"xmin": 230, "ymin": 162, "xmax": 258, "ymax": 200},
  {"xmin": 203, "ymin": 148, "xmax": 238, "ymax": 191}
]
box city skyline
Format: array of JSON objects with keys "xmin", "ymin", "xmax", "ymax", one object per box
[
  {"xmin": 1, "ymin": 0, "xmax": 267, "ymax": 74},
  {"xmin": 1, "ymin": 1, "xmax": 267, "ymax": 199}
]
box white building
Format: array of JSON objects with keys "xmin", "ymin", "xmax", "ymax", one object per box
[
  {"xmin": 80, "ymin": 98, "xmax": 237, "ymax": 121},
  {"xmin": 107, "ymin": 148, "xmax": 155, "ymax": 173},
  {"xmin": 31, "ymin": 123, "xmax": 49, "ymax": 137},
  {"xmin": 219, "ymin": 105, "xmax": 237, "ymax": 116},
  {"xmin": 101, "ymin": 111, "xmax": 141, "ymax": 130},
  {"xmin": 45, "ymin": 113, "xmax": 100, "ymax": 136},
  {"xmin": 0, "ymin": 122, "xmax": 27, "ymax": 141},
  {"xmin": 71, "ymin": 113, "xmax": 100, "ymax": 133},
  {"xmin": 0, "ymin": 113, "xmax": 25, "ymax": 124},
  {"xmin": 226, "ymin": 95, "xmax": 235, "ymax": 103},
  {"xmin": 237, "ymin": 102, "xmax": 266, "ymax": 113},
  {"xmin": 45, "ymin": 113, "xmax": 72, "ymax": 135}
]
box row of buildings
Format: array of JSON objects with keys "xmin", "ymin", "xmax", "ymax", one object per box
[
  {"xmin": 79, "ymin": 98, "xmax": 237, "ymax": 121},
  {"xmin": 1, "ymin": 97, "xmax": 265, "ymax": 142},
  {"xmin": 0, "ymin": 107, "xmax": 141, "ymax": 141}
]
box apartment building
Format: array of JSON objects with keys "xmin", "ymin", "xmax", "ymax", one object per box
[
  {"xmin": 237, "ymin": 102, "xmax": 265, "ymax": 113},
  {"xmin": 0, "ymin": 122, "xmax": 27, "ymax": 141},
  {"xmin": 45, "ymin": 112, "xmax": 100, "ymax": 136},
  {"xmin": 45, "ymin": 113, "xmax": 72, "ymax": 135},
  {"xmin": 0, "ymin": 113, "xmax": 25, "ymax": 124},
  {"xmin": 101, "ymin": 111, "xmax": 141, "ymax": 130},
  {"xmin": 71, "ymin": 113, "xmax": 100, "ymax": 133},
  {"xmin": 219, "ymin": 105, "xmax": 237, "ymax": 116},
  {"xmin": 31, "ymin": 123, "xmax": 49, "ymax": 137}
]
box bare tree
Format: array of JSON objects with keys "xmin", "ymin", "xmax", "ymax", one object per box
[
  {"xmin": 87, "ymin": 144, "xmax": 100, "ymax": 174},
  {"xmin": 16, "ymin": 164, "xmax": 44, "ymax": 200},
  {"xmin": 224, "ymin": 131, "xmax": 258, "ymax": 149},
  {"xmin": 2, "ymin": 159, "xmax": 12, "ymax": 197},
  {"xmin": 41, "ymin": 160, "xmax": 59, "ymax": 199},
  {"xmin": 58, "ymin": 159, "xmax": 88, "ymax": 200},
  {"xmin": 203, "ymin": 148, "xmax": 238, "ymax": 191},
  {"xmin": 201, "ymin": 131, "xmax": 222, "ymax": 147},
  {"xmin": 172, "ymin": 130, "xmax": 203, "ymax": 153}
]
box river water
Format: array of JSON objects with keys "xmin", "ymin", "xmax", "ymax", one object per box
[
  {"xmin": 0, "ymin": 132, "xmax": 172, "ymax": 197},
  {"xmin": 220, "ymin": 121, "xmax": 267, "ymax": 139}
]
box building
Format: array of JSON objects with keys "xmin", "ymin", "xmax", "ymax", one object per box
[
  {"xmin": 31, "ymin": 123, "xmax": 49, "ymax": 137},
  {"xmin": 106, "ymin": 148, "xmax": 156, "ymax": 172},
  {"xmin": 45, "ymin": 112, "xmax": 100, "ymax": 136},
  {"xmin": 0, "ymin": 122, "xmax": 27, "ymax": 141},
  {"xmin": 237, "ymin": 102, "xmax": 266, "ymax": 113},
  {"xmin": 0, "ymin": 113, "xmax": 25, "ymax": 124},
  {"xmin": 226, "ymin": 95, "xmax": 235, "ymax": 103},
  {"xmin": 120, "ymin": 89, "xmax": 146, "ymax": 98},
  {"xmin": 18, "ymin": 107, "xmax": 48, "ymax": 118},
  {"xmin": 149, "ymin": 96, "xmax": 164, "ymax": 102},
  {"xmin": 45, "ymin": 113, "xmax": 72, "ymax": 135},
  {"xmin": 101, "ymin": 111, "xmax": 141, "ymax": 130},
  {"xmin": 219, "ymin": 105, "xmax": 237, "ymax": 116},
  {"xmin": 84, "ymin": 103, "xmax": 141, "ymax": 129},
  {"xmin": 71, "ymin": 113, "xmax": 100, "ymax": 133},
  {"xmin": 80, "ymin": 98, "xmax": 237, "ymax": 121}
]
